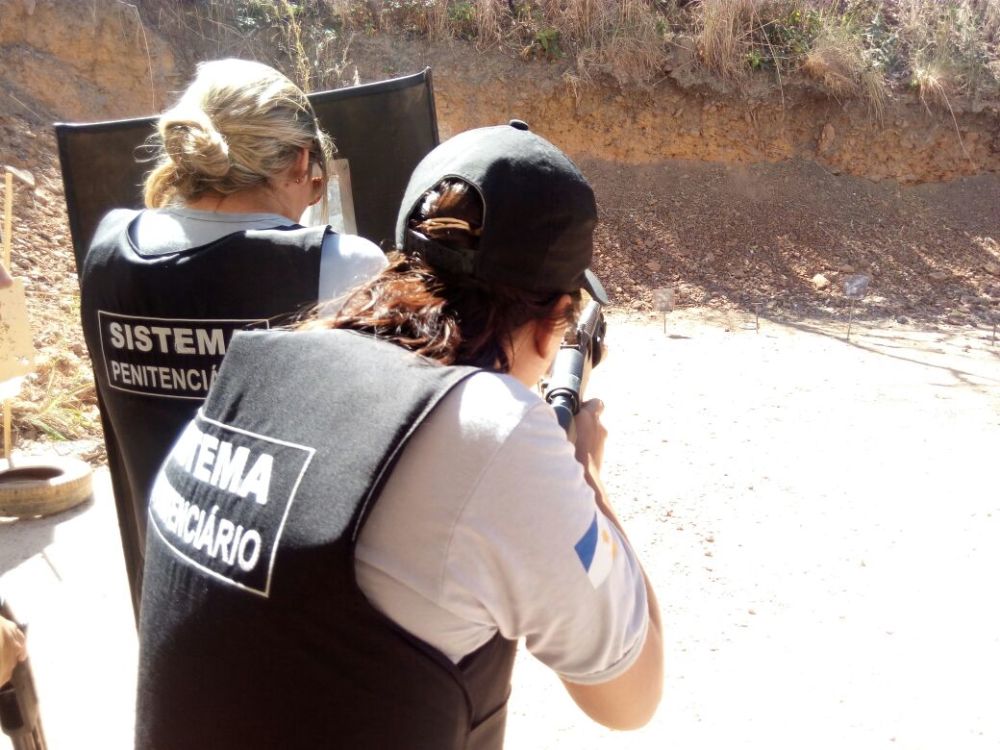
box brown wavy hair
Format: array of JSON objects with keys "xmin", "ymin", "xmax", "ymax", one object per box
[{"xmin": 300, "ymin": 180, "xmax": 578, "ymax": 371}]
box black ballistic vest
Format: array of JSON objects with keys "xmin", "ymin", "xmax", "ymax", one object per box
[
  {"xmin": 137, "ymin": 330, "xmax": 518, "ymax": 750},
  {"xmin": 80, "ymin": 209, "xmax": 326, "ymax": 608}
]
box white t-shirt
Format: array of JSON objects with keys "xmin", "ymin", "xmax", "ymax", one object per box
[
  {"xmin": 133, "ymin": 207, "xmax": 386, "ymax": 305},
  {"xmin": 355, "ymin": 371, "xmax": 649, "ymax": 685}
]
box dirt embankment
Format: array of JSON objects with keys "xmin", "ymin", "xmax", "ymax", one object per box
[
  {"xmin": 0, "ymin": 0, "xmax": 178, "ymax": 123},
  {"xmin": 0, "ymin": 0, "xmax": 998, "ymax": 451},
  {"xmin": 4, "ymin": 0, "xmax": 999, "ymax": 182},
  {"xmin": 352, "ymin": 36, "xmax": 1000, "ymax": 185}
]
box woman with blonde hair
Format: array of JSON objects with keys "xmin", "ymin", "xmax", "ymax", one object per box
[{"xmin": 79, "ymin": 59, "xmax": 386, "ymax": 610}]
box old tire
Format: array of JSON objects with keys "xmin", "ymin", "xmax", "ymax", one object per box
[{"xmin": 0, "ymin": 458, "xmax": 93, "ymax": 518}]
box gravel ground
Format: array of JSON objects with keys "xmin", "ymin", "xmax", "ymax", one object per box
[
  {"xmin": 1, "ymin": 310, "xmax": 998, "ymax": 749},
  {"xmin": 505, "ymin": 310, "xmax": 1000, "ymax": 750}
]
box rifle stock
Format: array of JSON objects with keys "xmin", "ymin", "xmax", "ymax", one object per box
[{"xmin": 0, "ymin": 600, "xmax": 46, "ymax": 750}]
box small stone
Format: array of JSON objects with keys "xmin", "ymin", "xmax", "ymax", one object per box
[
  {"xmin": 929, "ymin": 271, "xmax": 949, "ymax": 282},
  {"xmin": 896, "ymin": 316, "xmax": 909, "ymax": 325},
  {"xmin": 646, "ymin": 260, "xmax": 661, "ymax": 272},
  {"xmin": 984, "ymin": 261, "xmax": 1000, "ymax": 277},
  {"xmin": 812, "ymin": 273, "xmax": 831, "ymax": 291}
]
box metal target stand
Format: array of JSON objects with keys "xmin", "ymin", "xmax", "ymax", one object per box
[
  {"xmin": 652, "ymin": 286, "xmax": 676, "ymax": 334},
  {"xmin": 742, "ymin": 296, "xmax": 770, "ymax": 332},
  {"xmin": 842, "ymin": 273, "xmax": 872, "ymax": 342}
]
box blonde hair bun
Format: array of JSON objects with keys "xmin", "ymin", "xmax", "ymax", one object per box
[
  {"xmin": 143, "ymin": 58, "xmax": 334, "ymax": 209},
  {"xmin": 161, "ymin": 110, "xmax": 231, "ymax": 179}
]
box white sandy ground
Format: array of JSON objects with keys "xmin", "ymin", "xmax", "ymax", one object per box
[
  {"xmin": 0, "ymin": 468, "xmax": 136, "ymax": 750},
  {"xmin": 2, "ymin": 309, "xmax": 999, "ymax": 749}
]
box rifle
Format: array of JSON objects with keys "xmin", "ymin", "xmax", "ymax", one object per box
[
  {"xmin": 544, "ymin": 300, "xmax": 607, "ymax": 441},
  {"xmin": 0, "ymin": 599, "xmax": 46, "ymax": 750}
]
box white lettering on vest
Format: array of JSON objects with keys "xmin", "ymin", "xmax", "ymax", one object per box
[
  {"xmin": 109, "ymin": 322, "xmax": 125, "ymax": 349},
  {"xmin": 237, "ymin": 529, "xmax": 262, "ymax": 572},
  {"xmin": 149, "ymin": 478, "xmax": 265, "ymax": 573},
  {"xmin": 105, "ymin": 322, "xmax": 229, "ymax": 356},
  {"xmin": 107, "ymin": 362, "xmax": 219, "ymax": 394},
  {"xmin": 170, "ymin": 423, "xmax": 273, "ymax": 504}
]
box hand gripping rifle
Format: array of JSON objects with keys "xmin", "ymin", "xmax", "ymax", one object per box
[
  {"xmin": 544, "ymin": 300, "xmax": 607, "ymax": 441},
  {"xmin": 0, "ymin": 598, "xmax": 46, "ymax": 750}
]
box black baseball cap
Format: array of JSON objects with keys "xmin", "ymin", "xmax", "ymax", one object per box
[{"xmin": 396, "ymin": 120, "xmax": 608, "ymax": 304}]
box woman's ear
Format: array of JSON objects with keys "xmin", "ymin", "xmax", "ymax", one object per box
[
  {"xmin": 292, "ymin": 146, "xmax": 310, "ymax": 184},
  {"xmin": 308, "ymin": 161, "xmax": 325, "ymax": 206},
  {"xmin": 532, "ymin": 293, "xmax": 574, "ymax": 359}
]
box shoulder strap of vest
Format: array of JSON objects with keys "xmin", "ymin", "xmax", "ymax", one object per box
[
  {"xmin": 213, "ymin": 329, "xmax": 480, "ymax": 545},
  {"xmin": 90, "ymin": 208, "xmax": 140, "ymax": 251},
  {"xmin": 246, "ymin": 222, "xmax": 332, "ymax": 245}
]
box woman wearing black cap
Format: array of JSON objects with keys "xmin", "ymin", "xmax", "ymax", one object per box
[{"xmin": 136, "ymin": 122, "xmax": 662, "ymax": 750}]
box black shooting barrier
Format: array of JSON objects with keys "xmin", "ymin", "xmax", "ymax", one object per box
[
  {"xmin": 54, "ymin": 69, "xmax": 440, "ymax": 615},
  {"xmin": 57, "ymin": 68, "xmax": 440, "ymax": 266}
]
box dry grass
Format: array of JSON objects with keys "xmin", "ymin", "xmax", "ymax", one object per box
[
  {"xmin": 13, "ymin": 358, "xmax": 98, "ymax": 444},
  {"xmin": 134, "ymin": 1, "xmax": 1000, "ymax": 107},
  {"xmin": 698, "ymin": 0, "xmax": 758, "ymax": 83},
  {"xmin": 910, "ymin": 51, "xmax": 976, "ymax": 166},
  {"xmin": 803, "ymin": 32, "xmax": 863, "ymax": 98},
  {"xmin": 892, "ymin": 0, "xmax": 1000, "ymax": 101},
  {"xmin": 802, "ymin": 22, "xmax": 888, "ymax": 121},
  {"xmin": 472, "ymin": 1, "xmax": 507, "ymax": 49},
  {"xmin": 140, "ymin": 0, "xmax": 361, "ymax": 91},
  {"xmin": 557, "ymin": 0, "xmax": 670, "ymax": 85},
  {"xmin": 912, "ymin": 58, "xmax": 957, "ymax": 109}
]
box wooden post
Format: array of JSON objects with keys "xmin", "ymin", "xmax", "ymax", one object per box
[{"xmin": 3, "ymin": 170, "xmax": 13, "ymax": 464}]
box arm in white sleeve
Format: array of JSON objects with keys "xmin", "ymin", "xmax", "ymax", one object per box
[
  {"xmin": 444, "ymin": 402, "xmax": 650, "ymax": 685},
  {"xmin": 317, "ymin": 232, "xmax": 387, "ymax": 305}
]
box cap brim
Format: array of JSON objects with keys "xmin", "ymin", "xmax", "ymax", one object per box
[{"xmin": 582, "ymin": 269, "xmax": 609, "ymax": 305}]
